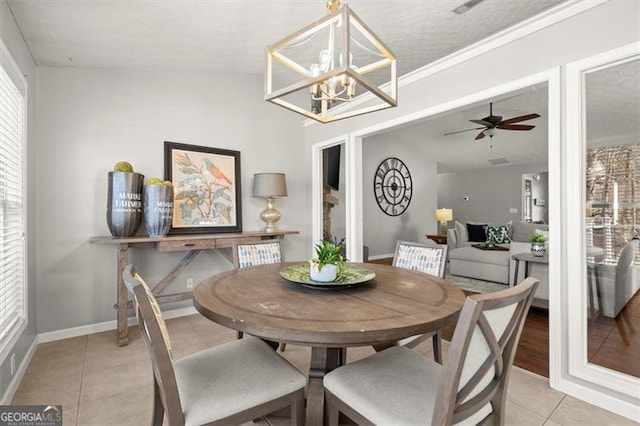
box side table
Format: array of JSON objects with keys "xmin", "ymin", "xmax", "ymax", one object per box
[
  {"xmin": 511, "ymin": 252, "xmax": 548, "ymax": 286},
  {"xmin": 425, "ymin": 234, "xmax": 447, "ymax": 245}
]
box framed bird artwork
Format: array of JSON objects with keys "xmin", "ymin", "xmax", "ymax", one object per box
[{"xmin": 164, "ymin": 141, "xmax": 242, "ymax": 234}]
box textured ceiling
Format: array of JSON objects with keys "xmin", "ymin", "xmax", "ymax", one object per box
[
  {"xmin": 366, "ymin": 84, "xmax": 550, "ymax": 173},
  {"xmin": 586, "ymin": 59, "xmax": 640, "ymax": 147},
  {"xmin": 7, "ymin": 0, "xmax": 566, "ymax": 75},
  {"xmin": 7, "ymin": 0, "xmax": 637, "ymax": 172},
  {"xmin": 368, "ymin": 58, "xmax": 640, "ymax": 172}
]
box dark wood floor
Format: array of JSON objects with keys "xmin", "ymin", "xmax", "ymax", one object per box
[
  {"xmin": 587, "ymin": 290, "xmax": 640, "ymax": 378},
  {"xmin": 367, "ymin": 257, "xmax": 640, "ymax": 379},
  {"xmin": 440, "ymin": 294, "xmax": 551, "ymax": 377}
]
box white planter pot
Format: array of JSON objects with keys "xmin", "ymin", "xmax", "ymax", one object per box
[
  {"xmin": 530, "ymin": 242, "xmax": 546, "ymax": 257},
  {"xmin": 310, "ymin": 263, "xmax": 338, "ymax": 282}
]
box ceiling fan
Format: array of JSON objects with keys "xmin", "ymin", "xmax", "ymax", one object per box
[{"xmin": 444, "ymin": 102, "xmax": 540, "ymax": 140}]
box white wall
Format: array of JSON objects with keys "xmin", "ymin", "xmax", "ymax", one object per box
[
  {"xmin": 363, "ymin": 133, "xmax": 439, "ymax": 257},
  {"xmin": 35, "ymin": 67, "xmax": 308, "ymax": 333},
  {"xmin": 437, "ymin": 162, "xmax": 547, "ymax": 226},
  {"xmin": 0, "ymin": 0, "xmax": 38, "ymax": 401}
]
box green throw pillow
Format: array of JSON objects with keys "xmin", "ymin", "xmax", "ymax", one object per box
[{"xmin": 486, "ymin": 225, "xmax": 512, "ymax": 244}]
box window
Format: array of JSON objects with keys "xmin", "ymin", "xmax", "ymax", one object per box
[
  {"xmin": 586, "ymin": 144, "xmax": 640, "ymax": 264},
  {"xmin": 0, "ymin": 40, "xmax": 27, "ymax": 360}
]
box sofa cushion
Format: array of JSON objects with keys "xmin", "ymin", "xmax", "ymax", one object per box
[
  {"xmin": 512, "ymin": 221, "xmax": 549, "ymax": 242},
  {"xmin": 466, "ymin": 223, "xmax": 487, "ymax": 242},
  {"xmin": 449, "ymin": 246, "xmax": 510, "ymax": 267},
  {"xmin": 486, "ymin": 225, "xmax": 512, "ymax": 244},
  {"xmin": 455, "ymin": 221, "xmax": 469, "ymax": 243}
]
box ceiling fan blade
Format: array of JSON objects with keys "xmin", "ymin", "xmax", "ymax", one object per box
[
  {"xmin": 499, "ymin": 113, "xmax": 540, "ymax": 125},
  {"xmin": 444, "ymin": 127, "xmax": 485, "ymax": 136},
  {"xmin": 498, "ymin": 124, "xmax": 535, "ymax": 131},
  {"xmin": 470, "ymin": 119, "xmax": 493, "ymax": 126},
  {"xmin": 475, "ymin": 131, "xmax": 486, "ymax": 140}
]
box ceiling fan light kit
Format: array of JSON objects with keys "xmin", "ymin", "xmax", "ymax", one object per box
[
  {"xmin": 444, "ymin": 102, "xmax": 540, "ymax": 143},
  {"xmin": 264, "ymin": 0, "xmax": 397, "ymax": 123}
]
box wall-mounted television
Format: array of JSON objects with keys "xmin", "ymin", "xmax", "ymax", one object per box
[{"xmin": 324, "ymin": 144, "xmax": 341, "ymax": 191}]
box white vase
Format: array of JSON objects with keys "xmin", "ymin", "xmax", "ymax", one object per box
[{"xmin": 310, "ymin": 263, "xmax": 338, "ymax": 282}]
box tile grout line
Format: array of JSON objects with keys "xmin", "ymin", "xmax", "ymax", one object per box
[
  {"xmin": 75, "ymin": 335, "xmax": 89, "ymax": 426},
  {"xmin": 183, "ymin": 315, "xmax": 210, "ymax": 348},
  {"xmin": 544, "ymin": 394, "xmax": 566, "ymax": 424}
]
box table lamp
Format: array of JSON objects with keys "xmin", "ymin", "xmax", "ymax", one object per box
[
  {"xmin": 253, "ymin": 173, "xmax": 288, "ymax": 232},
  {"xmin": 435, "ymin": 208, "xmax": 453, "ymax": 235}
]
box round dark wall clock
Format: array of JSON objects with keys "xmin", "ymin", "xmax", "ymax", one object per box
[{"xmin": 373, "ymin": 157, "xmax": 413, "ymax": 216}]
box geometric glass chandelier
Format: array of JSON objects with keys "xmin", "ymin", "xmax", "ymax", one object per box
[{"xmin": 265, "ymin": 0, "xmax": 397, "ymax": 124}]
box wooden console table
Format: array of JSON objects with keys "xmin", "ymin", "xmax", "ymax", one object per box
[{"xmin": 90, "ymin": 230, "xmax": 299, "ymax": 346}]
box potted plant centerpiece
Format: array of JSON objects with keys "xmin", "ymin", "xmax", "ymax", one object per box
[
  {"xmin": 529, "ymin": 232, "xmax": 547, "ymax": 257},
  {"xmin": 309, "ymin": 240, "xmax": 346, "ymax": 282}
]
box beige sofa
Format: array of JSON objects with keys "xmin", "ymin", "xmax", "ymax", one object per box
[{"xmin": 447, "ymin": 221, "xmax": 550, "ymax": 306}]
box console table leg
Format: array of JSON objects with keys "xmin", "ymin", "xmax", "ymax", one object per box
[{"xmin": 117, "ymin": 243, "xmax": 129, "ymax": 346}]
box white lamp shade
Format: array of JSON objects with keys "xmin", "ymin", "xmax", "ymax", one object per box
[
  {"xmin": 435, "ymin": 208, "xmax": 453, "ymax": 222},
  {"xmin": 253, "ymin": 173, "xmax": 288, "ymax": 198},
  {"xmin": 484, "ymin": 127, "xmax": 497, "ymax": 137}
]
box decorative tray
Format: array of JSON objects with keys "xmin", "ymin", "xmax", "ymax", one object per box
[
  {"xmin": 279, "ymin": 263, "xmax": 376, "ymax": 289},
  {"xmin": 471, "ymin": 243, "xmax": 509, "ymax": 251}
]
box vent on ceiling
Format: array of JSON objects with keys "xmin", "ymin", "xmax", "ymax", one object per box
[
  {"xmin": 452, "ymin": 0, "xmax": 485, "ymax": 15},
  {"xmin": 488, "ymin": 158, "xmax": 510, "ymax": 165}
]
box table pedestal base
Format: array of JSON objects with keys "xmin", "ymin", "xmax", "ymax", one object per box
[{"xmin": 306, "ymin": 347, "xmax": 346, "ymax": 426}]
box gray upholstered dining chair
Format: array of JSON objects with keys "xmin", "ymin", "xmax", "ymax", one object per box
[
  {"xmin": 123, "ymin": 264, "xmax": 306, "ymax": 426},
  {"xmin": 390, "ymin": 240, "xmax": 449, "ymax": 363},
  {"xmin": 324, "ymin": 277, "xmax": 539, "ymax": 426},
  {"xmin": 232, "ymin": 239, "xmax": 287, "ymax": 350},
  {"xmin": 612, "ymin": 238, "xmax": 638, "ymax": 344},
  {"xmin": 232, "ymin": 239, "xmax": 283, "ymax": 269}
]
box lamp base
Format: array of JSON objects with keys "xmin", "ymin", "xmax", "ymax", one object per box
[
  {"xmin": 439, "ymin": 221, "xmax": 448, "ymax": 236},
  {"xmin": 260, "ymin": 197, "xmax": 281, "ymax": 233}
]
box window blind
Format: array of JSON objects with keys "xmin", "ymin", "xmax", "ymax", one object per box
[{"xmin": 0, "ymin": 41, "xmax": 26, "ymax": 359}]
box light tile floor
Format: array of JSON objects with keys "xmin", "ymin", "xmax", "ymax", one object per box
[{"xmin": 12, "ymin": 314, "xmax": 637, "ymax": 426}]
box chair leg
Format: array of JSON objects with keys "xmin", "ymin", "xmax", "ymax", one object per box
[
  {"xmin": 236, "ymin": 330, "xmax": 243, "ymax": 339},
  {"xmin": 291, "ymin": 389, "xmax": 305, "ymax": 426},
  {"xmin": 152, "ymin": 379, "xmax": 165, "ymax": 426},
  {"xmin": 325, "ymin": 391, "xmax": 341, "ymax": 426},
  {"xmin": 432, "ymin": 330, "xmax": 443, "ymax": 364}
]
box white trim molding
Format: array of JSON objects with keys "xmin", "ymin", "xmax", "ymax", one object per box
[
  {"xmin": 1, "ymin": 337, "xmax": 37, "ymax": 405},
  {"xmin": 561, "ymin": 41, "xmax": 640, "ymax": 421},
  {"xmin": 310, "ymin": 135, "xmax": 350, "ymax": 253}
]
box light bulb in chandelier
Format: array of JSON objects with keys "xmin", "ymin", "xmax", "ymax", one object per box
[{"xmin": 319, "ymin": 49, "xmax": 332, "ymax": 72}]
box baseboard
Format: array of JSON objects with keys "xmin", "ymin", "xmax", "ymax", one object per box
[
  {"xmin": 2, "ymin": 307, "xmax": 198, "ymax": 403},
  {"xmin": 37, "ymin": 306, "xmax": 198, "ymax": 344},
  {"xmin": 1, "ymin": 337, "xmax": 38, "ymax": 404}
]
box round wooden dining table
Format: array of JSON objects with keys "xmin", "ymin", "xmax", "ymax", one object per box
[{"xmin": 193, "ymin": 262, "xmax": 465, "ymax": 426}]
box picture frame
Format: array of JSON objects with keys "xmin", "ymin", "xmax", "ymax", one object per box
[{"xmin": 164, "ymin": 141, "xmax": 242, "ymax": 234}]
